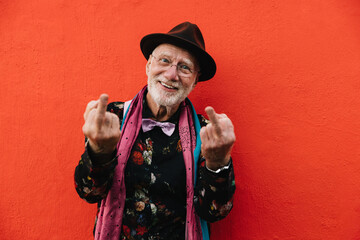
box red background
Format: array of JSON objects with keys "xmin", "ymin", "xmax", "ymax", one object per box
[{"xmin": 1, "ymin": 0, "xmax": 360, "ymax": 239}]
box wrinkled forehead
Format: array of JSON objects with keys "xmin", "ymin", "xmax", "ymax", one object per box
[{"xmin": 152, "ymin": 43, "xmax": 199, "ymax": 66}]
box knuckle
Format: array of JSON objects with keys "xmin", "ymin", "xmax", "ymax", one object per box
[
  {"xmin": 86, "ymin": 100, "xmax": 96, "ymax": 109},
  {"xmin": 103, "ymin": 117, "xmax": 110, "ymax": 125},
  {"xmin": 115, "ymin": 130, "xmax": 121, "ymax": 139},
  {"xmin": 217, "ymin": 139, "xmax": 226, "ymax": 147},
  {"xmin": 88, "ymin": 109, "xmax": 96, "ymax": 118},
  {"xmin": 92, "ymin": 132, "xmax": 102, "ymax": 141},
  {"xmin": 82, "ymin": 125, "xmax": 88, "ymax": 135},
  {"xmin": 202, "ymin": 146, "xmax": 209, "ymax": 153}
]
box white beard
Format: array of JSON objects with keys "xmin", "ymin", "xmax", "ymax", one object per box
[{"xmin": 147, "ymin": 76, "xmax": 194, "ymax": 107}]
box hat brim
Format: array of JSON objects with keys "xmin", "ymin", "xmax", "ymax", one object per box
[{"xmin": 140, "ymin": 33, "xmax": 216, "ymax": 81}]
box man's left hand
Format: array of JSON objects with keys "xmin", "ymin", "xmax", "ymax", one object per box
[{"xmin": 200, "ymin": 106, "xmax": 236, "ymax": 170}]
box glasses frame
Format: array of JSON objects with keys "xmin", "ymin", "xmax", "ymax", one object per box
[{"xmin": 150, "ymin": 54, "xmax": 199, "ymax": 78}]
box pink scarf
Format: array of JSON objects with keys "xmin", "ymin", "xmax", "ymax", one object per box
[{"xmin": 94, "ymin": 86, "xmax": 203, "ymax": 240}]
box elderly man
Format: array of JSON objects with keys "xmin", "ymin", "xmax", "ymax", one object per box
[{"xmin": 75, "ymin": 22, "xmax": 236, "ymax": 240}]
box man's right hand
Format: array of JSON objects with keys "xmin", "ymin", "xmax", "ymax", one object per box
[{"xmin": 82, "ymin": 94, "xmax": 121, "ymax": 154}]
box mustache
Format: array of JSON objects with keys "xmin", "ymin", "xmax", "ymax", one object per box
[{"xmin": 154, "ymin": 77, "xmax": 182, "ymax": 89}]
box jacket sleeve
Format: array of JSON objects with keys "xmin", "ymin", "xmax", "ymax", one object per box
[
  {"xmin": 193, "ymin": 114, "xmax": 236, "ymax": 222},
  {"xmin": 74, "ymin": 102, "xmax": 125, "ymax": 203}
]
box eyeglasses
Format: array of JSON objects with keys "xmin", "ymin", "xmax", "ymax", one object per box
[{"xmin": 150, "ymin": 54, "xmax": 198, "ymax": 77}]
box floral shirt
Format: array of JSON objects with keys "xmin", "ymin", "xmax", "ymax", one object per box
[{"xmin": 74, "ymin": 98, "xmax": 236, "ymax": 240}]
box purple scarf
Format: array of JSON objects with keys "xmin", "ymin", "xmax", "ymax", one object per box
[{"xmin": 94, "ymin": 86, "xmax": 203, "ymax": 240}]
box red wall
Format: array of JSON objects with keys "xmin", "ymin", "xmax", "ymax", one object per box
[{"xmin": 1, "ymin": 0, "xmax": 360, "ymax": 239}]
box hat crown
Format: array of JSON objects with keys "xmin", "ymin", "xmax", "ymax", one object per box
[{"xmin": 167, "ymin": 22, "xmax": 206, "ymax": 51}]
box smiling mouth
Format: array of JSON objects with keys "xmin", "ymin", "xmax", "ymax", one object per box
[{"xmin": 160, "ymin": 81, "xmax": 178, "ymax": 90}]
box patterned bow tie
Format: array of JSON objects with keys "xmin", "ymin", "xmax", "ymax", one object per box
[{"xmin": 142, "ymin": 118, "xmax": 176, "ymax": 136}]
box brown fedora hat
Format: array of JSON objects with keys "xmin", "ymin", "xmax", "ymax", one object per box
[{"xmin": 140, "ymin": 22, "xmax": 216, "ymax": 82}]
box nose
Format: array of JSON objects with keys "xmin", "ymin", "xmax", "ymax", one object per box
[{"xmin": 163, "ymin": 64, "xmax": 180, "ymax": 81}]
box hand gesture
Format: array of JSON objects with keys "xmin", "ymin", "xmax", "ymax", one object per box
[
  {"xmin": 82, "ymin": 94, "xmax": 121, "ymax": 154},
  {"xmin": 200, "ymin": 106, "xmax": 236, "ymax": 170}
]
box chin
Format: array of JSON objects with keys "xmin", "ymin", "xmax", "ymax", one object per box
[
  {"xmin": 149, "ymin": 89, "xmax": 185, "ymax": 107},
  {"xmin": 148, "ymin": 81, "xmax": 187, "ymax": 107}
]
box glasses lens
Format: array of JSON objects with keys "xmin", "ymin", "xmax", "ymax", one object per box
[{"xmin": 153, "ymin": 55, "xmax": 194, "ymax": 77}]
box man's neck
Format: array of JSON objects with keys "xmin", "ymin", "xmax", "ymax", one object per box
[{"xmin": 146, "ymin": 92, "xmax": 180, "ymax": 122}]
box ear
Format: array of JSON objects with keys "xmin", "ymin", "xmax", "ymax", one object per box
[
  {"xmin": 191, "ymin": 76, "xmax": 199, "ymax": 91},
  {"xmin": 191, "ymin": 82, "xmax": 197, "ymax": 91},
  {"xmin": 146, "ymin": 56, "xmax": 152, "ymax": 76},
  {"xmin": 194, "ymin": 72, "xmax": 201, "ymax": 86}
]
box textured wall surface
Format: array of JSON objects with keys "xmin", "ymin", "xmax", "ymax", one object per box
[{"xmin": 1, "ymin": 0, "xmax": 360, "ymax": 239}]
